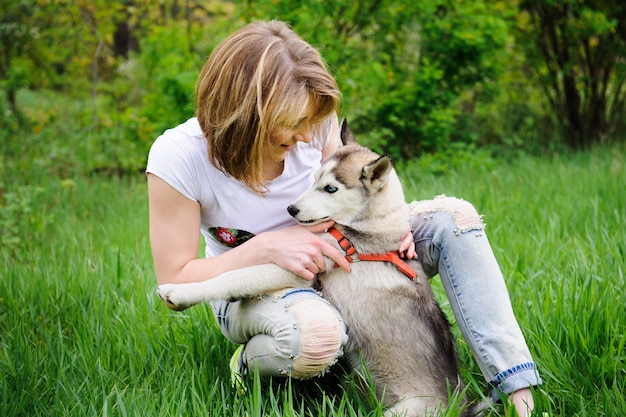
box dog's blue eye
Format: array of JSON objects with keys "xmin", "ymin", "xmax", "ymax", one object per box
[{"xmin": 324, "ymin": 185, "xmax": 338, "ymax": 193}]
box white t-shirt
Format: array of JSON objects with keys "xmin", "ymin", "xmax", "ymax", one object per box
[{"xmin": 146, "ymin": 117, "xmax": 329, "ymax": 257}]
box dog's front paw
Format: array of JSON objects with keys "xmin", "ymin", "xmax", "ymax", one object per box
[{"xmin": 157, "ymin": 283, "xmax": 199, "ymax": 308}]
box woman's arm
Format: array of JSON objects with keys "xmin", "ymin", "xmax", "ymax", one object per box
[{"xmin": 147, "ymin": 174, "xmax": 350, "ymax": 290}]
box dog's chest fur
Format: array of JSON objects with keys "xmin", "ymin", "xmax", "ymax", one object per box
[{"xmin": 316, "ymin": 233, "xmax": 460, "ymax": 410}]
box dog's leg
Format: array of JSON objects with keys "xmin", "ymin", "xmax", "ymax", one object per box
[{"xmin": 157, "ymin": 263, "xmax": 311, "ymax": 307}]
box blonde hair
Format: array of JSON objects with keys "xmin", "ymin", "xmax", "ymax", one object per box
[{"xmin": 195, "ymin": 20, "xmax": 340, "ymax": 193}]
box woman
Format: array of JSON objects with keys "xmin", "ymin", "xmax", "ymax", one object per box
[{"xmin": 146, "ymin": 20, "xmax": 542, "ymax": 416}]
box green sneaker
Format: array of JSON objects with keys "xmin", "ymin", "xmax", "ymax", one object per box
[{"xmin": 229, "ymin": 344, "xmax": 246, "ymax": 395}]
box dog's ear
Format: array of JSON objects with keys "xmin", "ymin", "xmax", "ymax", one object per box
[
  {"xmin": 361, "ymin": 154, "xmax": 392, "ymax": 191},
  {"xmin": 340, "ymin": 118, "xmax": 357, "ymax": 145}
]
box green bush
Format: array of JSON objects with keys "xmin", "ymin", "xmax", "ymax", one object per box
[
  {"xmin": 365, "ymin": 1, "xmax": 511, "ymax": 159},
  {"xmin": 238, "ymin": 0, "xmax": 512, "ymax": 160},
  {"xmin": 128, "ymin": 24, "xmax": 202, "ymax": 140},
  {"xmin": 6, "ymin": 0, "xmax": 625, "ymax": 177}
]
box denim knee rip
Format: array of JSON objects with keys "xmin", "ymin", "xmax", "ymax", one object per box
[
  {"xmin": 266, "ymin": 288, "xmax": 346, "ymax": 379},
  {"xmin": 288, "ymin": 298, "xmax": 345, "ymax": 378},
  {"xmin": 409, "ymin": 194, "xmax": 485, "ymax": 235}
]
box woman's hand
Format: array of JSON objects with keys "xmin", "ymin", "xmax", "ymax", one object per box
[
  {"xmin": 397, "ymin": 227, "xmax": 417, "ymax": 260},
  {"xmin": 260, "ymin": 221, "xmax": 351, "ymax": 280}
]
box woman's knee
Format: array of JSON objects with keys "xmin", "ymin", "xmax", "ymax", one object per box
[
  {"xmin": 410, "ymin": 195, "xmax": 484, "ymax": 234},
  {"xmin": 242, "ymin": 290, "xmax": 347, "ymax": 379},
  {"xmin": 410, "ymin": 195, "xmax": 486, "ymax": 277},
  {"xmin": 283, "ymin": 296, "xmax": 347, "ymax": 379}
]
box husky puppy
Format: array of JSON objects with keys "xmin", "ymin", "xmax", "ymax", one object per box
[{"xmin": 157, "ymin": 122, "xmax": 481, "ymax": 417}]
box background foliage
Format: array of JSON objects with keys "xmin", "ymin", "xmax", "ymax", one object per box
[
  {"xmin": 518, "ymin": 0, "xmax": 626, "ymax": 149},
  {"xmin": 2, "ymin": 0, "xmax": 625, "ymax": 177}
]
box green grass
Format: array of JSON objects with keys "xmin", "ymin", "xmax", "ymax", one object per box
[{"xmin": 1, "ymin": 143, "xmax": 625, "ymax": 416}]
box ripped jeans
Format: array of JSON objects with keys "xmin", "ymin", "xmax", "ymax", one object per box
[
  {"xmin": 410, "ymin": 195, "xmax": 542, "ymax": 400},
  {"xmin": 211, "ymin": 195, "xmax": 542, "ymax": 400},
  {"xmin": 210, "ymin": 288, "xmax": 348, "ymax": 379}
]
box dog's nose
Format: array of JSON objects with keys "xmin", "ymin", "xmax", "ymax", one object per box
[{"xmin": 287, "ymin": 205, "xmax": 299, "ymax": 217}]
